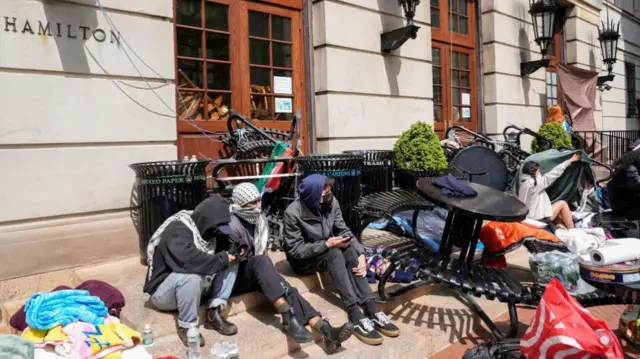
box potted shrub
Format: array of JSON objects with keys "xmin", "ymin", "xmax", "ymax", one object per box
[
  {"xmin": 531, "ymin": 122, "xmax": 573, "ymax": 153},
  {"xmin": 393, "ymin": 122, "xmax": 448, "ymax": 190}
]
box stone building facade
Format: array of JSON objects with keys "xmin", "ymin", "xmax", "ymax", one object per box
[{"xmin": 1, "ymin": 0, "xmax": 639, "ymax": 281}]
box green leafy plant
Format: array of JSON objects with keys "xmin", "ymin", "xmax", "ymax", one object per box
[
  {"xmin": 393, "ymin": 122, "xmax": 448, "ymax": 171},
  {"xmin": 531, "ymin": 122, "xmax": 573, "ymax": 153}
]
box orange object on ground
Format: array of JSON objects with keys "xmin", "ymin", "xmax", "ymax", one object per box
[{"xmin": 479, "ymin": 221, "xmax": 562, "ymax": 268}]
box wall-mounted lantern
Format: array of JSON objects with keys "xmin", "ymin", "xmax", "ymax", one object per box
[
  {"xmin": 521, "ymin": 0, "xmax": 558, "ymax": 76},
  {"xmin": 596, "ymin": 19, "xmax": 620, "ymax": 88},
  {"xmin": 381, "ymin": 0, "xmax": 421, "ymax": 53}
]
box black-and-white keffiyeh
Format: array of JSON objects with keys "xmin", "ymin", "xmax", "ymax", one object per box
[
  {"xmin": 146, "ymin": 210, "xmax": 215, "ymax": 281},
  {"xmin": 231, "ymin": 183, "xmax": 269, "ymax": 255}
]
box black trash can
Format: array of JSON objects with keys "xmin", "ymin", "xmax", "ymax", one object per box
[
  {"xmin": 297, "ymin": 154, "xmax": 363, "ymax": 233},
  {"xmin": 394, "ymin": 168, "xmax": 446, "ymax": 191},
  {"xmin": 130, "ymin": 159, "xmax": 210, "ymax": 264},
  {"xmin": 343, "ymin": 150, "xmax": 394, "ymax": 196}
]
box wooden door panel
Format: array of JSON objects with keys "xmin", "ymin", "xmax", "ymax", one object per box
[
  {"xmin": 178, "ymin": 134, "xmax": 232, "ymax": 160},
  {"xmin": 174, "ymin": 0, "xmax": 306, "ymax": 160}
]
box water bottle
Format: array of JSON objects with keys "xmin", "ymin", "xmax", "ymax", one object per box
[
  {"xmin": 142, "ymin": 324, "xmax": 154, "ymax": 348},
  {"xmin": 183, "ymin": 156, "xmax": 189, "ymax": 162},
  {"xmin": 190, "ymin": 155, "xmax": 197, "ymax": 162},
  {"xmin": 187, "ymin": 326, "xmax": 201, "ymax": 359}
]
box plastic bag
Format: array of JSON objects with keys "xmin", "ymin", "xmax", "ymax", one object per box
[
  {"xmin": 520, "ymin": 279, "xmax": 623, "ymax": 359},
  {"xmin": 462, "ymin": 339, "xmax": 523, "ymax": 359},
  {"xmin": 529, "ymin": 250, "xmax": 595, "ymax": 295}
]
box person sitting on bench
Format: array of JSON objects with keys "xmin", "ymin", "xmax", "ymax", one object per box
[
  {"xmin": 228, "ymin": 183, "xmax": 354, "ymax": 353},
  {"xmin": 144, "ymin": 195, "xmax": 238, "ymax": 347},
  {"xmin": 519, "ymin": 154, "xmax": 581, "ymax": 229},
  {"xmin": 283, "ymin": 175, "xmax": 400, "ymax": 346}
]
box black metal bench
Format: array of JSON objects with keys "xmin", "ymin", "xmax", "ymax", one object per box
[
  {"xmin": 357, "ymin": 178, "xmax": 639, "ymax": 340},
  {"xmin": 355, "ymin": 190, "xmax": 437, "ymax": 301}
]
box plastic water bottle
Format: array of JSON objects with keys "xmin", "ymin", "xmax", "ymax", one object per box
[
  {"xmin": 190, "ymin": 155, "xmax": 198, "ymax": 162},
  {"xmin": 142, "ymin": 324, "xmax": 154, "ymax": 348},
  {"xmin": 187, "ymin": 326, "xmax": 201, "ymax": 359}
]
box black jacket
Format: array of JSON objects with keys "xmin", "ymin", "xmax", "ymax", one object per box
[
  {"xmin": 228, "ymin": 215, "xmax": 256, "ymax": 259},
  {"xmin": 609, "ymin": 150, "xmax": 640, "ymax": 217},
  {"xmin": 283, "ymin": 175, "xmax": 363, "ymax": 260},
  {"xmin": 143, "ymin": 196, "xmax": 232, "ymax": 294}
]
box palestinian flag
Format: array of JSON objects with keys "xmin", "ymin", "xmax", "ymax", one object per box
[{"xmin": 256, "ymin": 141, "xmax": 293, "ymax": 194}]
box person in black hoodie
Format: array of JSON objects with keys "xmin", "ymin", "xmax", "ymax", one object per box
[
  {"xmin": 607, "ymin": 139, "xmax": 640, "ymax": 219},
  {"xmin": 283, "ymin": 175, "xmax": 400, "ymax": 346},
  {"xmin": 228, "ymin": 183, "xmax": 353, "ymax": 354},
  {"xmin": 143, "ymin": 195, "xmax": 238, "ymax": 346}
]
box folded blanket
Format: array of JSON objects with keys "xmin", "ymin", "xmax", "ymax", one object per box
[
  {"xmin": 75, "ymin": 280, "xmax": 125, "ymax": 318},
  {"xmin": 24, "ymin": 290, "xmax": 108, "ymax": 331},
  {"xmin": 10, "ymin": 286, "xmax": 71, "ymax": 332}
]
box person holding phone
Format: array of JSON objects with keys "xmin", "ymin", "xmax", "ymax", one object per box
[
  {"xmin": 227, "ymin": 183, "xmax": 354, "ymax": 353},
  {"xmin": 284, "ymin": 175, "xmax": 400, "ymax": 346},
  {"xmin": 143, "ymin": 195, "xmax": 238, "ymax": 347}
]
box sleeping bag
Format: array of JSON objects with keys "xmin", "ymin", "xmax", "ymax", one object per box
[{"xmin": 480, "ymin": 221, "xmax": 562, "ymax": 267}]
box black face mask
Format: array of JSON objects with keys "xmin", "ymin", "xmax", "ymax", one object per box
[
  {"xmin": 320, "ymin": 192, "xmax": 333, "ymax": 212},
  {"xmin": 203, "ymin": 227, "xmax": 220, "ymax": 241}
]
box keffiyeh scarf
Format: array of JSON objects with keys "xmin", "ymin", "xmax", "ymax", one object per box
[
  {"xmin": 146, "ymin": 210, "xmax": 215, "ymax": 281},
  {"xmin": 231, "ymin": 183, "xmax": 269, "ymax": 255}
]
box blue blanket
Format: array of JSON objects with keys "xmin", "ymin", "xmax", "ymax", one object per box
[
  {"xmin": 24, "ymin": 289, "xmax": 108, "ymax": 330},
  {"xmin": 368, "ymin": 209, "xmax": 484, "ymax": 252}
]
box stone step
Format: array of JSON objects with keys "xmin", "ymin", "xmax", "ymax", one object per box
[
  {"xmin": 72, "ymin": 251, "xmax": 331, "ymax": 338},
  {"xmin": 143, "ymin": 283, "xmax": 508, "ymax": 359}
]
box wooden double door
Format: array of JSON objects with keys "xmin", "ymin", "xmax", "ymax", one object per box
[
  {"xmin": 174, "ymin": 0, "xmax": 306, "ymax": 159},
  {"xmin": 430, "ymin": 0, "xmax": 478, "ymax": 137}
]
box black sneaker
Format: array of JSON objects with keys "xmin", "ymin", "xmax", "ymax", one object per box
[
  {"xmin": 352, "ymin": 318, "xmax": 383, "ymax": 345},
  {"xmin": 317, "ymin": 319, "xmax": 354, "ymax": 354},
  {"xmin": 370, "ymin": 312, "xmax": 400, "ymax": 337}
]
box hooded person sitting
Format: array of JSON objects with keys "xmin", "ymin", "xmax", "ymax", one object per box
[
  {"xmin": 283, "ymin": 175, "xmax": 400, "ymax": 346},
  {"xmin": 143, "ymin": 195, "xmax": 238, "ymax": 346},
  {"xmin": 227, "ymin": 183, "xmax": 353, "ymax": 353}
]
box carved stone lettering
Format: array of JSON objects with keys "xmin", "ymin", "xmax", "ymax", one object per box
[
  {"xmin": 66, "ymin": 24, "xmax": 77, "ymax": 39},
  {"xmin": 21, "ymin": 20, "xmax": 33, "ymax": 34},
  {"xmin": 38, "ymin": 21, "xmax": 52, "ymax": 36},
  {"xmin": 4, "ymin": 17, "xmax": 17, "ymax": 33},
  {"xmin": 110, "ymin": 30, "xmax": 120, "ymax": 45},
  {"xmin": 93, "ymin": 28, "xmax": 105, "ymax": 42},
  {"xmin": 79, "ymin": 25, "xmax": 90, "ymax": 40},
  {"xmin": 1, "ymin": 17, "xmax": 120, "ymax": 45}
]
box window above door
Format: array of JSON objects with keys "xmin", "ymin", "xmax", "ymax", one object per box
[{"xmin": 430, "ymin": 0, "xmax": 476, "ymax": 48}]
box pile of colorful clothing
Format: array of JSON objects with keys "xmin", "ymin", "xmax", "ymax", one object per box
[{"xmin": 0, "ymin": 280, "xmax": 150, "ymax": 359}]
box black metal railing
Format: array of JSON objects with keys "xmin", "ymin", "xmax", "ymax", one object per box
[
  {"xmin": 573, "ymin": 130, "xmax": 640, "ymax": 165},
  {"xmin": 444, "ymin": 127, "xmax": 640, "ymax": 166}
]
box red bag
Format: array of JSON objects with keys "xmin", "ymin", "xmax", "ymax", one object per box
[{"xmin": 520, "ymin": 279, "xmax": 623, "ymax": 359}]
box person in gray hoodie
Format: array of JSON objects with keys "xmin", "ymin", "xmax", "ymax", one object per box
[{"xmin": 284, "ymin": 174, "xmax": 400, "ymax": 346}]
